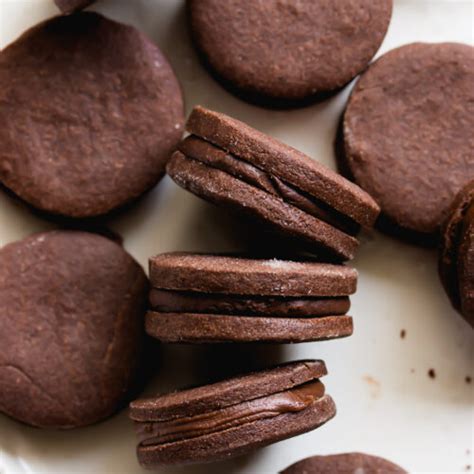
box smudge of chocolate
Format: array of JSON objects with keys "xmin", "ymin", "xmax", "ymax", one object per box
[
  {"xmin": 400, "ymin": 329, "xmax": 406, "ymax": 339},
  {"xmin": 428, "ymin": 369, "xmax": 436, "ymax": 379}
]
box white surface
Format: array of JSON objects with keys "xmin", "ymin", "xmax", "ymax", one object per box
[{"xmin": 0, "ymin": 1, "xmax": 473, "ymax": 473}]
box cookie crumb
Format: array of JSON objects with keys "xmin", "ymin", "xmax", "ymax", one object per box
[
  {"xmin": 428, "ymin": 369, "xmax": 436, "ymax": 379},
  {"xmin": 400, "ymin": 329, "xmax": 406, "ymax": 339},
  {"xmin": 410, "ymin": 368, "xmax": 415, "ymax": 374},
  {"xmin": 466, "ymin": 376, "xmax": 472, "ymax": 384}
]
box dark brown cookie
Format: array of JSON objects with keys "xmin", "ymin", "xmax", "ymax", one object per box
[
  {"xmin": 147, "ymin": 252, "xmax": 355, "ymax": 344},
  {"xmin": 55, "ymin": 0, "xmax": 95, "ymax": 13},
  {"xmin": 340, "ymin": 42, "xmax": 474, "ymax": 242},
  {"xmin": 439, "ymin": 181, "xmax": 474, "ymax": 327},
  {"xmin": 150, "ymin": 252, "xmax": 358, "ymax": 297},
  {"xmin": 188, "ymin": 0, "xmax": 392, "ymax": 107},
  {"xmin": 130, "ymin": 360, "xmax": 336, "ymax": 467},
  {"xmin": 0, "ymin": 13, "xmax": 184, "ymax": 218},
  {"xmin": 146, "ymin": 312, "xmax": 353, "ymax": 343},
  {"xmin": 167, "ymin": 107, "xmax": 380, "ymax": 261},
  {"xmin": 0, "ymin": 231, "xmax": 148, "ymax": 428},
  {"xmin": 281, "ymin": 452, "xmax": 407, "ymax": 473}
]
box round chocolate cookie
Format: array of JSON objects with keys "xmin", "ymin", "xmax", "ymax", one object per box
[
  {"xmin": 130, "ymin": 360, "xmax": 336, "ymax": 467},
  {"xmin": 0, "ymin": 231, "xmax": 148, "ymax": 428},
  {"xmin": 0, "ymin": 12, "xmax": 184, "ymax": 218},
  {"xmin": 281, "ymin": 452, "xmax": 407, "ymax": 474},
  {"xmin": 341, "ymin": 42, "xmax": 474, "ymax": 242},
  {"xmin": 55, "ymin": 0, "xmax": 95, "ymax": 13},
  {"xmin": 439, "ymin": 181, "xmax": 474, "ymax": 327},
  {"xmin": 188, "ymin": 0, "xmax": 392, "ymax": 107}
]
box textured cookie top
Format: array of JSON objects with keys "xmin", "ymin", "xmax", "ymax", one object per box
[
  {"xmin": 0, "ymin": 231, "xmax": 148, "ymax": 428},
  {"xmin": 130, "ymin": 360, "xmax": 326, "ymax": 421},
  {"xmin": 187, "ymin": 106, "xmax": 380, "ymax": 227},
  {"xmin": 149, "ymin": 252, "xmax": 358, "ymax": 296},
  {"xmin": 281, "ymin": 452, "xmax": 407, "ymax": 474},
  {"xmin": 0, "ymin": 12, "xmax": 184, "ymax": 218},
  {"xmin": 189, "ymin": 0, "xmax": 392, "ymax": 103},
  {"xmin": 343, "ymin": 42, "xmax": 474, "ymax": 238}
]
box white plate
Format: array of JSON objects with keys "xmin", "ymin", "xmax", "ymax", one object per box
[{"xmin": 0, "ymin": 1, "xmax": 473, "ymax": 473}]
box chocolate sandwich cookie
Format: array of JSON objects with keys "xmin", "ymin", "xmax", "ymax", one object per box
[
  {"xmin": 0, "ymin": 231, "xmax": 148, "ymax": 428},
  {"xmin": 130, "ymin": 360, "xmax": 336, "ymax": 467},
  {"xmin": 55, "ymin": 0, "xmax": 95, "ymax": 13},
  {"xmin": 167, "ymin": 107, "xmax": 380, "ymax": 261},
  {"xmin": 0, "ymin": 13, "xmax": 184, "ymax": 218},
  {"xmin": 188, "ymin": 0, "xmax": 392, "ymax": 107},
  {"xmin": 147, "ymin": 252, "xmax": 355, "ymax": 343},
  {"xmin": 439, "ymin": 181, "xmax": 474, "ymax": 327},
  {"xmin": 281, "ymin": 452, "xmax": 407, "ymax": 474},
  {"xmin": 340, "ymin": 42, "xmax": 474, "ymax": 243}
]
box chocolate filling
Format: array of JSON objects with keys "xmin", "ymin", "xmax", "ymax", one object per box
[
  {"xmin": 136, "ymin": 380, "xmax": 325, "ymax": 446},
  {"xmin": 179, "ymin": 136, "xmax": 360, "ymax": 236},
  {"xmin": 149, "ymin": 289, "xmax": 350, "ymax": 317}
]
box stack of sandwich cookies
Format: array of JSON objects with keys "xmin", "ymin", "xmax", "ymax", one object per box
[
  {"xmin": 130, "ymin": 360, "xmax": 335, "ymax": 467},
  {"xmin": 147, "ymin": 252, "xmax": 355, "ymax": 343},
  {"xmin": 167, "ymin": 106, "xmax": 380, "ymax": 261}
]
